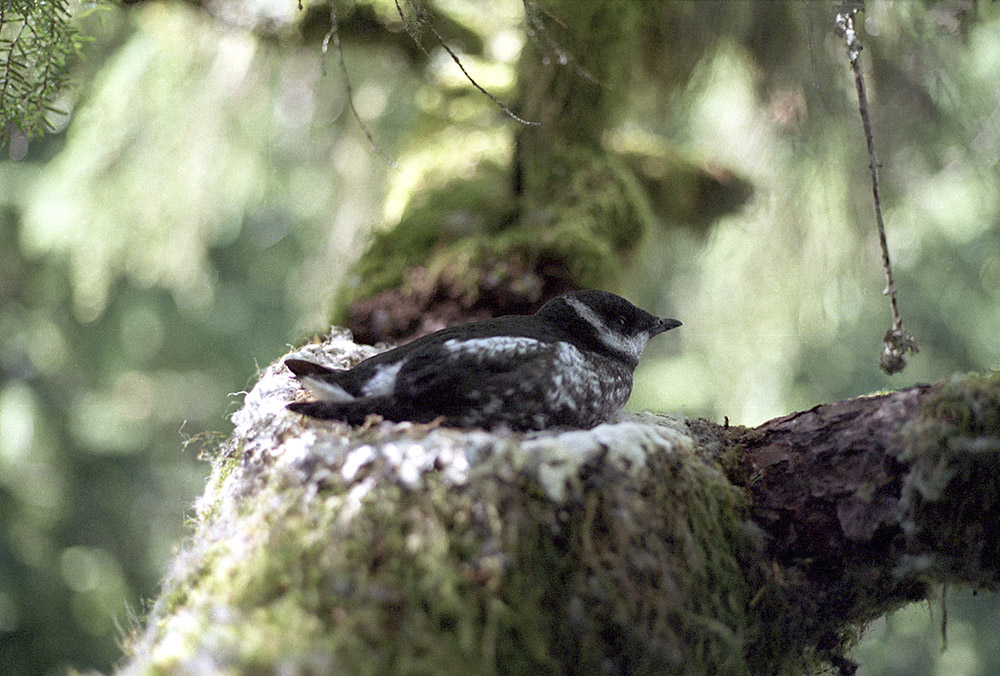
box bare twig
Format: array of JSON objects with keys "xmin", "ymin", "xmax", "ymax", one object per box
[
  {"xmin": 940, "ymin": 582, "xmax": 948, "ymax": 652},
  {"xmin": 835, "ymin": 6, "xmax": 918, "ymax": 374},
  {"xmin": 521, "ymin": 0, "xmax": 607, "ymax": 88},
  {"xmin": 393, "ymin": 0, "xmax": 539, "ymax": 126},
  {"xmin": 322, "ymin": 4, "xmax": 396, "ymax": 166}
]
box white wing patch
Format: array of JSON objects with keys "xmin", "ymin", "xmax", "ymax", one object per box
[
  {"xmin": 362, "ymin": 361, "xmax": 405, "ymax": 397},
  {"xmin": 443, "ymin": 336, "xmax": 545, "ymax": 359}
]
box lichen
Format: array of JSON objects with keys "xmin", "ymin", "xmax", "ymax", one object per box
[{"xmin": 117, "ymin": 336, "xmax": 773, "ymax": 676}]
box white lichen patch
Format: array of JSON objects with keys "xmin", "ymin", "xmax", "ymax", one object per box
[
  {"xmin": 340, "ymin": 444, "xmax": 377, "ymax": 482},
  {"xmin": 339, "ymin": 476, "xmax": 378, "ymax": 525},
  {"xmin": 520, "ymin": 413, "xmax": 691, "ymax": 502}
]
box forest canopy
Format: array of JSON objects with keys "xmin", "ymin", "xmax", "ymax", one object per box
[{"xmin": 1, "ymin": 1, "xmax": 999, "ymax": 675}]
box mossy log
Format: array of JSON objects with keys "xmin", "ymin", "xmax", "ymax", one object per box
[{"xmin": 117, "ymin": 332, "xmax": 1000, "ymax": 676}]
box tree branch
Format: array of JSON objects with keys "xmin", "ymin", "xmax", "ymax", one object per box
[
  {"xmin": 321, "ymin": 4, "xmax": 395, "ymax": 165},
  {"xmin": 391, "ymin": 0, "xmax": 538, "ymax": 126},
  {"xmin": 116, "ymin": 331, "xmax": 1000, "ymax": 676}
]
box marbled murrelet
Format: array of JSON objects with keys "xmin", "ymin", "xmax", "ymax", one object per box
[{"xmin": 285, "ymin": 290, "xmax": 681, "ymax": 431}]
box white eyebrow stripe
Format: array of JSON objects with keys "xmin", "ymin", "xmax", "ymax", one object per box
[{"xmin": 563, "ymin": 297, "xmax": 647, "ymax": 362}]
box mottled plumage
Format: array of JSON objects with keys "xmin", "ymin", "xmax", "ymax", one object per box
[{"xmin": 285, "ymin": 290, "xmax": 680, "ymax": 431}]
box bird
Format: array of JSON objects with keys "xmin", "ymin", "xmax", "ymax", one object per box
[{"xmin": 285, "ymin": 290, "xmax": 681, "ymax": 431}]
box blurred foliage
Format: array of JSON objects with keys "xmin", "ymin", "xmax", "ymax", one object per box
[{"xmin": 1, "ymin": 1, "xmax": 999, "ymax": 675}]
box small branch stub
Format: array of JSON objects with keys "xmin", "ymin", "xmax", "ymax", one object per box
[{"xmin": 835, "ymin": 4, "xmax": 919, "ymax": 374}]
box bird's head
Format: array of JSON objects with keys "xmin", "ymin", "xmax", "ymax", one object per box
[{"xmin": 536, "ymin": 290, "xmax": 681, "ymax": 367}]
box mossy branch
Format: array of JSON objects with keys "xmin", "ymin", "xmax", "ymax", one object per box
[
  {"xmin": 338, "ymin": 0, "xmax": 654, "ymax": 337},
  {"xmin": 116, "ymin": 330, "xmax": 1000, "ymax": 676}
]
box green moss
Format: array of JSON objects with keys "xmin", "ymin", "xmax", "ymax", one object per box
[
  {"xmin": 613, "ymin": 142, "xmax": 753, "ymax": 229},
  {"xmin": 211, "ymin": 442, "xmax": 244, "ymax": 494},
  {"xmin": 128, "ymin": 414, "xmax": 785, "ymax": 676},
  {"xmin": 339, "ymin": 160, "xmax": 517, "ymax": 312},
  {"xmin": 521, "ymin": 147, "xmax": 652, "ymax": 251},
  {"xmin": 338, "ymin": 146, "xmax": 653, "ymax": 321},
  {"xmin": 901, "ymin": 372, "xmax": 1000, "ymax": 501},
  {"xmin": 897, "ymin": 372, "xmax": 1000, "ymax": 587}
]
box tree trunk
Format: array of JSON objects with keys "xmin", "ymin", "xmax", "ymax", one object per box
[
  {"xmin": 340, "ymin": 0, "xmax": 659, "ymax": 344},
  {"xmin": 116, "ymin": 331, "xmax": 1000, "ymax": 676}
]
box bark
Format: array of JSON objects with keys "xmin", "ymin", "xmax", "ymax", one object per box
[{"xmin": 116, "ymin": 331, "xmax": 1000, "ymax": 676}]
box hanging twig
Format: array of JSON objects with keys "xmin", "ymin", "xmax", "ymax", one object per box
[
  {"xmin": 521, "ymin": 0, "xmax": 607, "ymax": 88},
  {"xmin": 393, "ymin": 0, "xmax": 539, "ymax": 126},
  {"xmin": 322, "ymin": 5, "xmax": 396, "ymax": 166},
  {"xmin": 835, "ymin": 5, "xmax": 918, "ymax": 375},
  {"xmin": 940, "ymin": 581, "xmax": 948, "ymax": 652}
]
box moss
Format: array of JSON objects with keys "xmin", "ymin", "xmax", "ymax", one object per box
[
  {"xmin": 897, "ymin": 372, "xmax": 1000, "ymax": 587},
  {"xmin": 519, "ymin": 146, "xmax": 652, "ymax": 252},
  {"xmin": 209, "ymin": 441, "xmax": 244, "ymax": 496},
  {"xmin": 123, "ymin": 410, "xmax": 780, "ymax": 676},
  {"xmin": 415, "ymin": 147, "xmax": 652, "ymax": 290},
  {"xmin": 612, "ymin": 142, "xmax": 753, "ymax": 230},
  {"xmin": 338, "ymin": 160, "xmax": 517, "ymax": 314},
  {"xmin": 345, "ymin": 147, "xmax": 651, "ymax": 311}
]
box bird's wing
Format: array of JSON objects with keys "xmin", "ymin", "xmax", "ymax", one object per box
[{"xmin": 393, "ymin": 336, "xmax": 559, "ymax": 409}]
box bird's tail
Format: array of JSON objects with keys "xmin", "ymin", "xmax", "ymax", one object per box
[
  {"xmin": 286, "ymin": 397, "xmax": 395, "ymax": 424},
  {"xmin": 285, "ymin": 358, "xmax": 355, "ymax": 402}
]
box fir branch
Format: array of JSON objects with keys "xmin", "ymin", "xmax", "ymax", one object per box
[{"xmin": 0, "ymin": 0, "xmax": 83, "ymax": 149}]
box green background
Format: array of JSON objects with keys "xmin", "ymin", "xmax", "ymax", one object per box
[{"xmin": 1, "ymin": 1, "xmax": 998, "ymax": 674}]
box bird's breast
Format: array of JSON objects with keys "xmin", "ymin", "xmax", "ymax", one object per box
[{"xmin": 543, "ymin": 343, "xmax": 633, "ymax": 423}]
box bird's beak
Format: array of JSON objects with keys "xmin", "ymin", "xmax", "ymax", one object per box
[{"xmin": 651, "ymin": 317, "xmax": 682, "ymax": 335}]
